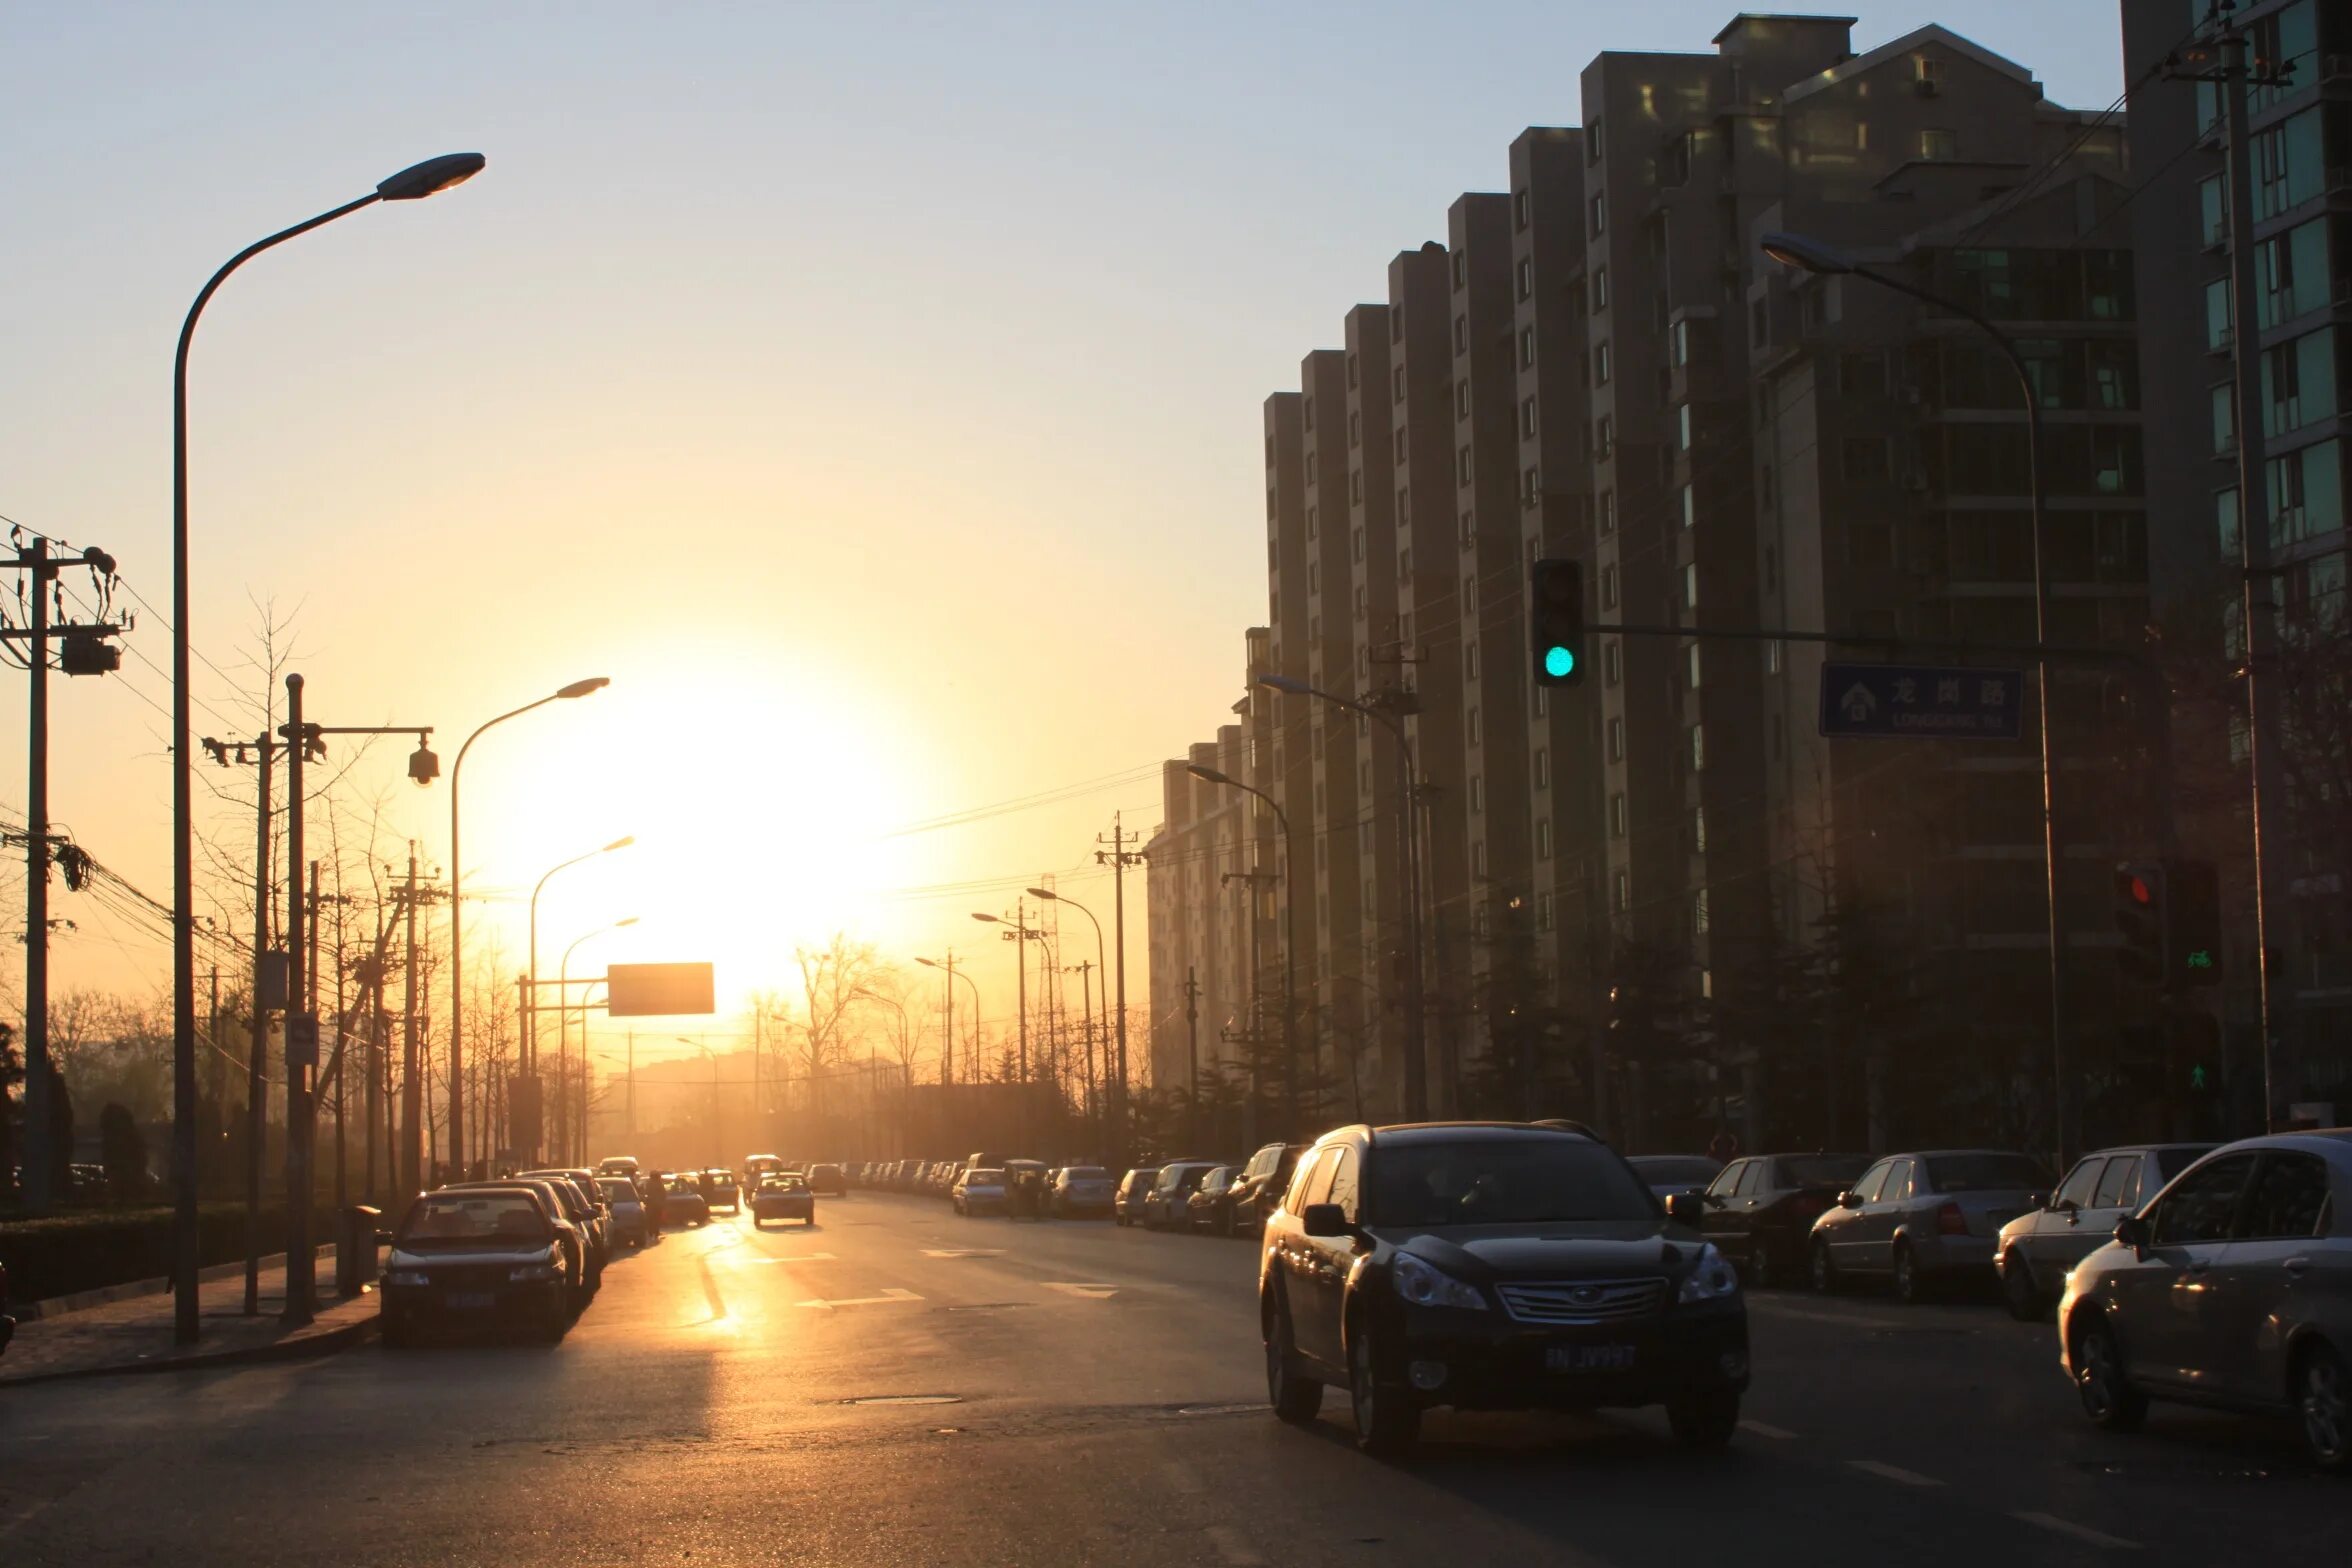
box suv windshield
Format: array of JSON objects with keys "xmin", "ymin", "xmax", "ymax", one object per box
[
  {"xmin": 1923, "ymin": 1154, "xmax": 2048, "ymax": 1192},
  {"xmin": 400, "ymin": 1191, "xmax": 547, "ymax": 1247},
  {"xmin": 1369, "ymin": 1138, "xmax": 1656, "ymax": 1227}
]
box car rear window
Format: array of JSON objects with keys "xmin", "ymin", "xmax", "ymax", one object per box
[
  {"xmin": 1923, "ymin": 1154, "xmax": 2048, "ymax": 1192},
  {"xmin": 1778, "ymin": 1154, "xmax": 1872, "ymax": 1187},
  {"xmin": 1369, "ymin": 1138, "xmax": 1656, "ymax": 1227},
  {"xmin": 402, "ymin": 1192, "xmax": 547, "ymax": 1244},
  {"xmin": 969, "ymin": 1169, "xmax": 1006, "ymax": 1183}
]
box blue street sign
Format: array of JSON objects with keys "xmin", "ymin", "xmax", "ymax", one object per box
[{"xmin": 1818, "ymin": 662, "xmax": 2025, "ymax": 741}]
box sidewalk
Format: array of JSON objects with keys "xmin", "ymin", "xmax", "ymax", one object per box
[{"xmin": 1, "ymin": 1247, "xmax": 381, "ymax": 1387}]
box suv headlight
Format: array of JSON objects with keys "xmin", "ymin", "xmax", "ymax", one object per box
[
  {"xmin": 1677, "ymin": 1243, "xmax": 1741, "ymax": 1304},
  {"xmin": 1392, "ymin": 1251, "xmax": 1487, "ymax": 1311}
]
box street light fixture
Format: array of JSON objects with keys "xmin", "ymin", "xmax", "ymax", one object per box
[
  {"xmin": 916, "ymin": 955, "xmax": 982, "ymax": 1088},
  {"xmin": 557, "ymin": 916, "xmax": 638, "ymax": 1165},
  {"xmin": 1179, "ymin": 765, "xmax": 1300, "ymax": 1138},
  {"xmin": 1028, "ymin": 887, "xmax": 1113, "ymax": 1146},
  {"xmin": 973, "ymin": 906, "xmax": 1042, "ymax": 1143},
  {"xmin": 527, "ymin": 836, "xmax": 636, "ymax": 1163},
  {"xmin": 170, "ymin": 151, "xmax": 487, "ymax": 1346},
  {"xmin": 448, "ymin": 675, "xmax": 610, "ymax": 1177},
  {"xmin": 1761, "ymin": 229, "xmax": 2068, "ymax": 1167}
]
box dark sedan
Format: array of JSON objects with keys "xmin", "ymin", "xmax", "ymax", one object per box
[
  {"xmin": 1700, "ymin": 1152, "xmax": 1873, "ymax": 1290},
  {"xmin": 1113, "ymin": 1167, "xmax": 1159, "ymax": 1227},
  {"xmin": 381, "ymin": 1186, "xmax": 572, "ymax": 1345},
  {"xmin": 1260, "ymin": 1122, "xmax": 1746, "ymax": 1455},
  {"xmin": 1186, "ymin": 1166, "xmax": 1241, "ymax": 1234}
]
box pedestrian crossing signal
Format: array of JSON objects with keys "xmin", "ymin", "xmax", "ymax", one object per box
[{"xmin": 1530, "ymin": 558, "xmax": 1585, "ymax": 688}]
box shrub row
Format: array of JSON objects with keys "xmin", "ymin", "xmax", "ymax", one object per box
[{"xmin": 0, "ymin": 1203, "xmax": 336, "ymax": 1302}]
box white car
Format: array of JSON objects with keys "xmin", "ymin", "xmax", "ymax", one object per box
[{"xmin": 953, "ymin": 1168, "xmax": 1008, "ymax": 1216}]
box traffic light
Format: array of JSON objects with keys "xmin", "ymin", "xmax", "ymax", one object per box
[
  {"xmin": 2167, "ymin": 858, "xmax": 2222, "ymax": 986},
  {"xmin": 2114, "ymin": 860, "xmax": 2167, "ymax": 990},
  {"xmin": 1530, "ymin": 557, "xmax": 1585, "ymax": 686}
]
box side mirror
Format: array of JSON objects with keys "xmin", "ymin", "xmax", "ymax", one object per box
[
  {"xmin": 1301, "ymin": 1202, "xmax": 1350, "ymax": 1239},
  {"xmin": 1664, "ymin": 1191, "xmax": 1704, "ymax": 1225},
  {"xmin": 2114, "ymin": 1215, "xmax": 2149, "ymax": 1251},
  {"xmin": 1836, "ymin": 1190, "xmax": 1861, "ymax": 1209}
]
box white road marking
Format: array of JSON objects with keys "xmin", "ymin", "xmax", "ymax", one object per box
[
  {"xmin": 796, "ymin": 1288, "xmax": 925, "ymax": 1309},
  {"xmin": 2012, "ymin": 1511, "xmax": 2142, "ymax": 1550},
  {"xmin": 1845, "ymin": 1460, "xmax": 1944, "ymax": 1487},
  {"xmin": 1041, "ymin": 1282, "xmax": 1120, "ymax": 1300},
  {"xmin": 1161, "ymin": 1459, "xmax": 1205, "ymax": 1495},
  {"xmin": 1204, "ymin": 1524, "xmax": 1265, "ymax": 1565},
  {"xmin": 742, "ymin": 1253, "xmax": 837, "ymax": 1264},
  {"xmin": 922, "ymin": 1248, "xmax": 1006, "ymax": 1259},
  {"xmin": 1738, "ymin": 1419, "xmax": 1798, "ymax": 1440}
]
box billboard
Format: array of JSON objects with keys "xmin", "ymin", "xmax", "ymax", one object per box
[{"xmin": 606, "ymin": 961, "xmax": 716, "ymax": 1017}]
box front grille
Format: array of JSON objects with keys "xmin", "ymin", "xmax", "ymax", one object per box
[{"xmin": 1496, "ymin": 1278, "xmax": 1664, "ymax": 1325}]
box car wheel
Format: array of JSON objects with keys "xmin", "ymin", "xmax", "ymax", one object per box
[
  {"xmin": 1809, "ymin": 1238, "xmax": 1840, "ymax": 1294},
  {"xmin": 1265, "ymin": 1296, "xmax": 1323, "ymax": 1424},
  {"xmin": 2296, "ymin": 1342, "xmax": 2352, "ymax": 1472},
  {"xmin": 1667, "ymin": 1389, "xmax": 1740, "ymax": 1450},
  {"xmin": 2073, "ymin": 1318, "xmax": 2148, "ymax": 1431},
  {"xmin": 1347, "ymin": 1318, "xmax": 1419, "ymax": 1457},
  {"xmin": 2002, "ymin": 1251, "xmax": 2047, "ymax": 1321},
  {"xmin": 1890, "ymin": 1243, "xmax": 1925, "ymax": 1305}
]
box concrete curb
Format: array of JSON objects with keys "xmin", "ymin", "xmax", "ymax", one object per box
[{"xmin": 0, "ymin": 1307, "xmax": 380, "ymax": 1389}]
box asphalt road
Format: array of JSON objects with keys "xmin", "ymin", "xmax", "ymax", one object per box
[{"xmin": 2, "ymin": 1192, "xmax": 2340, "ymax": 1566}]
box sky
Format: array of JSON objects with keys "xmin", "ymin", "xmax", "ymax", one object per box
[{"xmin": 2, "ymin": 1, "xmax": 2128, "ymax": 1076}]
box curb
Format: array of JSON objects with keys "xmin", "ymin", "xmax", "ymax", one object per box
[{"xmin": 0, "ymin": 1308, "xmax": 380, "ymax": 1390}]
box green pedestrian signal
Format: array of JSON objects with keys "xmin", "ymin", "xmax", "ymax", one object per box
[{"xmin": 2189, "ymin": 1064, "xmax": 2209, "ymax": 1092}]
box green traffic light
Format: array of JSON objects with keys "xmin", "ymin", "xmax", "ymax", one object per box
[{"xmin": 1543, "ymin": 645, "xmax": 1576, "ymax": 678}]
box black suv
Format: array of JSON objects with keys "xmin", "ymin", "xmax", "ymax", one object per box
[{"xmin": 1259, "ymin": 1122, "xmax": 1748, "ymax": 1454}]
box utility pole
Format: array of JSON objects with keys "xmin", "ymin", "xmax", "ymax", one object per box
[
  {"xmin": 281, "ymin": 674, "xmax": 314, "ymax": 1327},
  {"xmin": 1070, "ymin": 959, "xmax": 1097, "ymax": 1144},
  {"xmin": 1097, "ymin": 813, "xmax": 1144, "ymax": 1163},
  {"xmin": 1184, "ymin": 966, "xmax": 1202, "ymax": 1152},
  {"xmin": 227, "ymin": 725, "xmax": 277, "ymax": 1316}
]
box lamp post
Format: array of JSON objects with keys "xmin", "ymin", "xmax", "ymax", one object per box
[
  {"xmin": 916, "ymin": 953, "xmax": 981, "ymax": 1088},
  {"xmin": 1026, "ymin": 889, "xmax": 1110, "ymax": 1147},
  {"xmin": 1177, "ymin": 769, "xmax": 1299, "ymax": 1138},
  {"xmin": 1761, "ymin": 230, "xmax": 2067, "ymax": 1165},
  {"xmin": 449, "ymin": 676, "xmax": 608, "ymax": 1176},
  {"xmin": 1256, "ymin": 672, "xmax": 1427, "ymax": 1120},
  {"xmin": 973, "ymin": 905, "xmax": 1042, "ymax": 1145},
  {"xmin": 528, "ymin": 836, "xmax": 634, "ymax": 1164},
  {"xmin": 558, "ymin": 916, "xmax": 637, "ymax": 1165},
  {"xmin": 169, "ymin": 151, "xmax": 486, "ymax": 1345}
]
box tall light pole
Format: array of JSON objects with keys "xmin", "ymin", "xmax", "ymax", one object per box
[
  {"xmin": 169, "ymin": 152, "xmax": 485, "ymax": 1345},
  {"xmin": 449, "ymin": 676, "xmax": 608, "ymax": 1174},
  {"xmin": 973, "ymin": 906, "xmax": 1041, "ymax": 1146},
  {"xmin": 1257, "ymin": 672, "xmax": 1426, "ymax": 1120},
  {"xmin": 1761, "ymin": 230, "xmax": 2067, "ymax": 1165},
  {"xmin": 558, "ymin": 916, "xmax": 637, "ymax": 1164},
  {"xmin": 1177, "ymin": 769, "xmax": 1299, "ymax": 1138},
  {"xmin": 916, "ymin": 953, "xmax": 981, "ymax": 1088},
  {"xmin": 1027, "ymin": 890, "xmax": 1110, "ymax": 1146},
  {"xmin": 528, "ymin": 836, "xmax": 633, "ymax": 1164}
]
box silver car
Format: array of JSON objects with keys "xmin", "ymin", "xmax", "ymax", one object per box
[
  {"xmin": 1994, "ymin": 1143, "xmax": 2213, "ymax": 1319},
  {"xmin": 2059, "ymin": 1131, "xmax": 2352, "ymax": 1472},
  {"xmin": 1807, "ymin": 1149, "xmax": 2049, "ymax": 1303}
]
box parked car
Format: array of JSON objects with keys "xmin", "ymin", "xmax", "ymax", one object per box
[
  {"xmin": 1187, "ymin": 1166, "xmax": 1242, "ymax": 1234},
  {"xmin": 664, "ymin": 1173, "xmax": 712, "ymax": 1227},
  {"xmin": 750, "ymin": 1173, "xmax": 818, "ymax": 1228},
  {"xmin": 954, "ymin": 1167, "xmax": 1009, "ymax": 1216},
  {"xmin": 1808, "ymin": 1149, "xmax": 2049, "ymax": 1303},
  {"xmin": 2060, "ymin": 1131, "xmax": 2352, "ymax": 1471},
  {"xmin": 744, "ymin": 1155, "xmax": 787, "ymax": 1187},
  {"xmin": 1628, "ymin": 1155, "xmax": 1725, "ymax": 1200},
  {"xmin": 1699, "ymin": 1152, "xmax": 1874, "ymax": 1290},
  {"xmin": 1996, "ymin": 1143, "xmax": 2215, "ymax": 1319},
  {"xmin": 520, "ymin": 1170, "xmax": 613, "ymax": 1275},
  {"xmin": 383, "ymin": 1185, "xmax": 572, "ymax": 1345},
  {"xmin": 446, "ymin": 1178, "xmax": 594, "ymax": 1298},
  {"xmin": 700, "ymin": 1168, "xmax": 742, "ymax": 1213},
  {"xmin": 1145, "ymin": 1161, "xmax": 1220, "ymax": 1229},
  {"xmin": 1114, "ymin": 1167, "xmax": 1160, "ymax": 1227},
  {"xmin": 596, "ymin": 1155, "xmax": 640, "ymax": 1177},
  {"xmin": 808, "ymin": 1163, "xmax": 846, "ymax": 1197},
  {"xmin": 1259, "ymin": 1122, "xmax": 1743, "ymax": 1455},
  {"xmin": 597, "ymin": 1176, "xmax": 653, "ymax": 1246},
  {"xmin": 1050, "ymin": 1165, "xmax": 1116, "ymax": 1218},
  {"xmin": 1227, "ymin": 1143, "xmax": 1311, "ymax": 1239}
]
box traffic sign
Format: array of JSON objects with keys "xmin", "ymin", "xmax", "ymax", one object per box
[{"xmin": 1818, "ymin": 663, "xmax": 2024, "ymax": 740}]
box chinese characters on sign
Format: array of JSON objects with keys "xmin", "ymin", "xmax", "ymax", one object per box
[{"xmin": 1817, "ymin": 663, "xmax": 2026, "ymax": 741}]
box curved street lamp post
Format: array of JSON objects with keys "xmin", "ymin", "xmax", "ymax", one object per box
[{"xmin": 527, "ymin": 836, "xmax": 634, "ymax": 1164}]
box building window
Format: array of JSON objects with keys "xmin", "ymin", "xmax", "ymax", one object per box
[
  {"xmin": 1693, "ymin": 888, "xmax": 1710, "ymax": 934},
  {"xmin": 1693, "ymin": 804, "xmax": 1708, "ymax": 853},
  {"xmin": 1919, "ymin": 128, "xmax": 1957, "ymax": 161},
  {"xmin": 1671, "ymin": 318, "xmax": 1689, "ymax": 366},
  {"xmin": 1456, "ymin": 380, "xmax": 1472, "ymax": 420},
  {"xmin": 1452, "ymin": 249, "xmax": 1468, "ymax": 289},
  {"xmin": 1690, "ymin": 724, "xmax": 1706, "ymax": 772},
  {"xmin": 1595, "ymin": 416, "xmax": 1613, "ymax": 461},
  {"xmin": 1454, "ymin": 313, "xmax": 1468, "ymax": 354},
  {"xmin": 1306, "ymin": 506, "xmax": 1317, "ymax": 539},
  {"xmin": 1609, "ymin": 793, "xmax": 1626, "ymax": 837},
  {"xmin": 1522, "ymin": 465, "xmax": 1540, "ymax": 507},
  {"xmin": 1399, "ymin": 544, "xmax": 1412, "ymax": 576},
  {"xmin": 1466, "ymin": 642, "xmax": 1479, "ymax": 680},
  {"xmin": 1683, "ymin": 561, "xmax": 1699, "ymax": 608},
  {"xmin": 1613, "ymin": 869, "xmax": 1629, "ymax": 911},
  {"xmin": 1350, "ymin": 468, "xmax": 1362, "ymax": 503},
  {"xmin": 1393, "ymin": 365, "xmax": 1406, "ymax": 404},
  {"xmin": 1354, "ymin": 585, "xmax": 1366, "ymax": 619},
  {"xmin": 1360, "ymin": 760, "xmax": 1373, "ymax": 794},
  {"xmin": 1608, "ymin": 716, "xmax": 1624, "ymax": 761},
  {"xmin": 1470, "ymin": 775, "xmax": 1484, "ymax": 814},
  {"xmin": 1601, "ymin": 563, "xmax": 1619, "ymax": 609},
  {"xmin": 1471, "ymin": 842, "xmax": 1487, "ymax": 878},
  {"xmin": 1517, "ymin": 257, "xmax": 1533, "ymax": 301},
  {"xmin": 1303, "ymin": 397, "xmax": 1314, "ymax": 432},
  {"xmin": 1347, "ymin": 353, "xmax": 1359, "ymax": 389},
  {"xmin": 1686, "ymin": 644, "xmax": 1703, "ymax": 690},
  {"xmin": 1589, "ymin": 191, "xmax": 1606, "ymax": 238},
  {"xmin": 1766, "ymin": 639, "xmax": 1783, "ymax": 674},
  {"xmin": 1533, "ymin": 685, "xmax": 1547, "ymax": 717},
  {"xmin": 1520, "ymin": 396, "xmax": 1538, "ymax": 438},
  {"xmin": 1513, "ymin": 188, "xmax": 1530, "ymax": 230},
  {"xmin": 1915, "ymin": 55, "xmax": 1942, "ymax": 91},
  {"xmin": 1457, "ymin": 444, "xmax": 1473, "ymax": 485},
  {"xmin": 1468, "ymin": 706, "xmax": 1483, "ymax": 746},
  {"xmin": 1352, "ymin": 526, "xmax": 1364, "ymax": 563},
  {"xmin": 1592, "ymin": 266, "xmax": 1609, "ymax": 312},
  {"xmin": 1536, "ymin": 819, "xmax": 1553, "ymax": 860},
  {"xmin": 1519, "ymin": 326, "xmax": 1537, "ymax": 368},
  {"xmin": 1605, "ymin": 639, "xmax": 1622, "ymax": 686},
  {"xmin": 1599, "ymin": 490, "xmax": 1615, "ymax": 534},
  {"xmin": 1676, "ymin": 403, "xmax": 1694, "ymax": 451},
  {"xmin": 1348, "ymin": 410, "xmax": 1360, "ymax": 448},
  {"xmin": 1588, "ymin": 118, "xmax": 1604, "ymax": 163},
  {"xmin": 1534, "ymin": 747, "xmax": 1549, "ymax": 788},
  {"xmin": 1594, "ymin": 342, "xmax": 1612, "ymax": 385},
  {"xmin": 1536, "ymin": 891, "xmax": 1554, "ymax": 931},
  {"xmin": 1680, "ymin": 484, "xmax": 1695, "ymax": 529}
]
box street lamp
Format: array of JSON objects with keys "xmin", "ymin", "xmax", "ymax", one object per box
[
  {"xmin": 449, "ymin": 675, "xmax": 609, "ymax": 1178},
  {"xmin": 170, "ymin": 151, "xmax": 486, "ymax": 1345},
  {"xmin": 1177, "ymin": 769, "xmax": 1299, "ymax": 1139},
  {"xmin": 1027, "ymin": 888, "xmax": 1112, "ymax": 1148},
  {"xmin": 1256, "ymin": 671, "xmax": 1428, "ymax": 1120},
  {"xmin": 973, "ymin": 906, "xmax": 1043, "ymax": 1145},
  {"xmin": 528, "ymin": 836, "xmax": 634, "ymax": 1164},
  {"xmin": 916, "ymin": 954, "xmax": 981, "ymax": 1087},
  {"xmin": 1760, "ymin": 229, "xmax": 2068, "ymax": 1166},
  {"xmin": 558, "ymin": 916, "xmax": 638, "ymax": 1165}
]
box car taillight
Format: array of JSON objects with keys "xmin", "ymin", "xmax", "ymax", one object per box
[{"xmin": 1936, "ymin": 1202, "xmax": 1968, "ymax": 1236}]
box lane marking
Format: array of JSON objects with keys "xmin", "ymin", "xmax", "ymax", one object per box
[
  {"xmin": 2012, "ymin": 1512, "xmax": 2142, "ymax": 1551},
  {"xmin": 695, "ymin": 1255, "xmax": 729, "ymax": 1323},
  {"xmin": 797, "ymin": 1288, "xmax": 925, "ymax": 1309},
  {"xmin": 1204, "ymin": 1524, "xmax": 1265, "ymax": 1565},
  {"xmin": 922, "ymin": 1248, "xmax": 1005, "ymax": 1259},
  {"xmin": 1749, "ymin": 1301, "xmax": 1900, "ymax": 1330},
  {"xmin": 1845, "ymin": 1460, "xmax": 1944, "ymax": 1487},
  {"xmin": 1041, "ymin": 1282, "xmax": 1121, "ymax": 1300},
  {"xmin": 1161, "ymin": 1459, "xmax": 1205, "ymax": 1495},
  {"xmin": 1738, "ymin": 1419, "xmax": 1798, "ymax": 1440}
]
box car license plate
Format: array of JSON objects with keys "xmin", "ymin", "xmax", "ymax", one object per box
[
  {"xmin": 1546, "ymin": 1343, "xmax": 1635, "ymax": 1373},
  {"xmin": 445, "ymin": 1291, "xmax": 496, "ymax": 1311}
]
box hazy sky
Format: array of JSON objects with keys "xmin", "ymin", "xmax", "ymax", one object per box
[{"xmin": 3, "ymin": 2, "xmax": 2127, "ymax": 1071}]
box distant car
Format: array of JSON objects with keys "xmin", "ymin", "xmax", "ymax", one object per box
[
  {"xmin": 382, "ymin": 1186, "xmax": 572, "ymax": 1345},
  {"xmin": 1808, "ymin": 1149, "xmax": 2049, "ymax": 1303},
  {"xmin": 700, "ymin": 1168, "xmax": 742, "ymax": 1213},
  {"xmin": 954, "ymin": 1167, "xmax": 1009, "ymax": 1217},
  {"xmin": 1114, "ymin": 1167, "xmax": 1160, "ymax": 1227},
  {"xmin": 750, "ymin": 1174, "xmax": 817, "ymax": 1228},
  {"xmin": 1227, "ymin": 1143, "xmax": 1311, "ymax": 1239},
  {"xmin": 596, "ymin": 1156, "xmax": 640, "ymax": 1177},
  {"xmin": 1627, "ymin": 1155, "xmax": 1724, "ymax": 1200},
  {"xmin": 664, "ymin": 1175, "xmax": 711, "ymax": 1228},
  {"xmin": 2060, "ymin": 1132, "xmax": 2352, "ymax": 1472},
  {"xmin": 1699, "ymin": 1153, "xmax": 1874, "ymax": 1290},
  {"xmin": 1995, "ymin": 1143, "xmax": 2215, "ymax": 1319},
  {"xmin": 808, "ymin": 1163, "xmax": 846, "ymax": 1197},
  {"xmin": 1145, "ymin": 1161, "xmax": 1221, "ymax": 1230},
  {"xmin": 597, "ymin": 1177, "xmax": 652, "ymax": 1246},
  {"xmin": 1051, "ymin": 1165, "xmax": 1116, "ymax": 1218},
  {"xmin": 1186, "ymin": 1166, "xmax": 1241, "ymax": 1234}
]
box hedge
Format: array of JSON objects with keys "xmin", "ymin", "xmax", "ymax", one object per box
[{"xmin": 0, "ymin": 1202, "xmax": 338, "ymax": 1303}]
